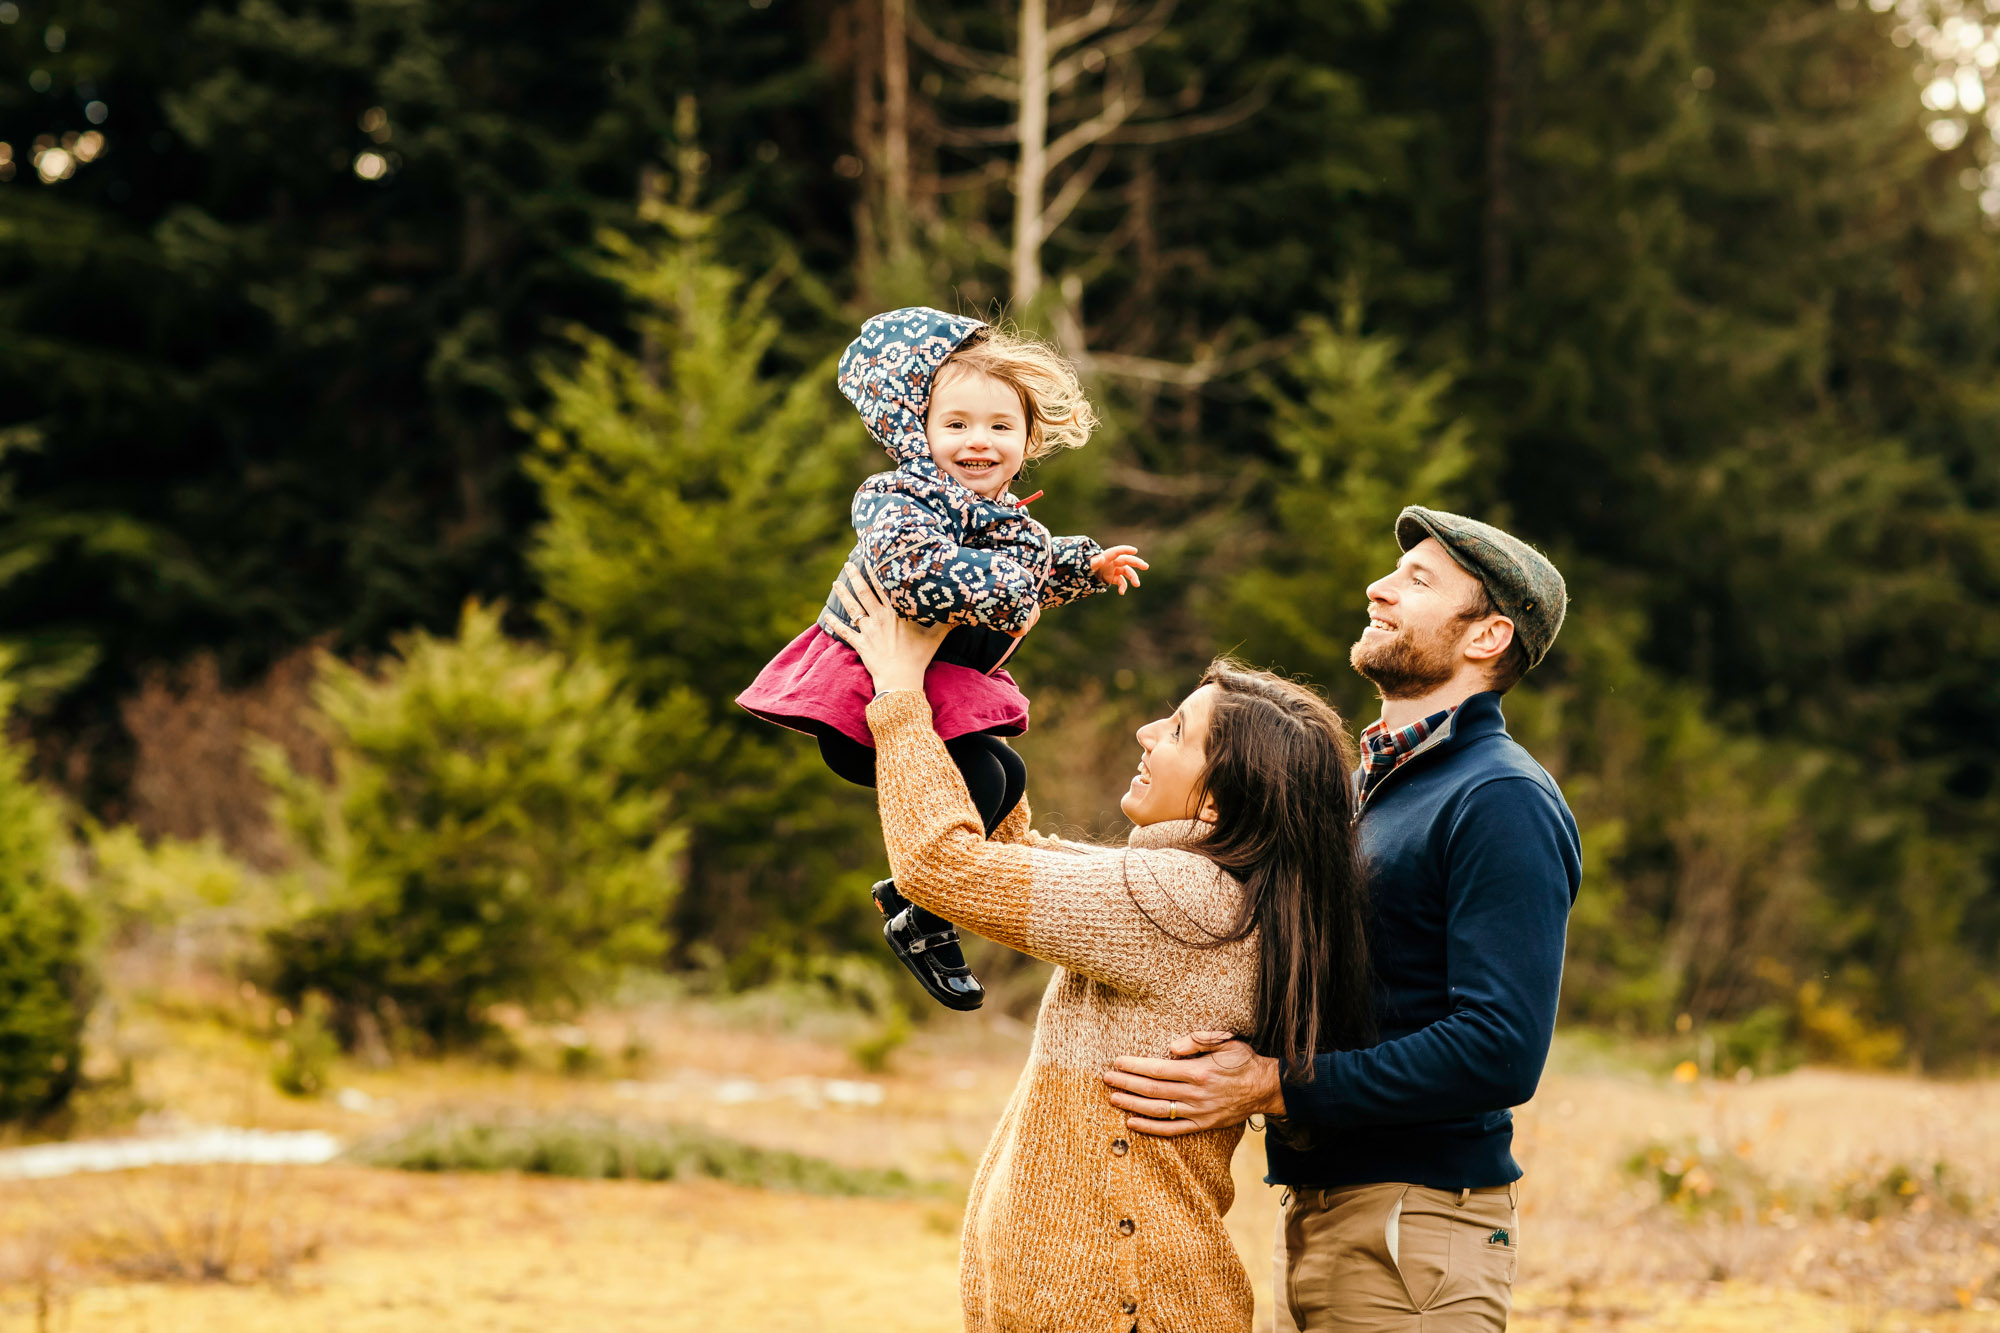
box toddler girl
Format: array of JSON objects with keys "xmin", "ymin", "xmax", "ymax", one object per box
[{"xmin": 737, "ymin": 307, "xmax": 1145, "ymax": 1010}]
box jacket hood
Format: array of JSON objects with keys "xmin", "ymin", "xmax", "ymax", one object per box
[{"xmin": 837, "ymin": 307, "xmax": 989, "ymax": 465}]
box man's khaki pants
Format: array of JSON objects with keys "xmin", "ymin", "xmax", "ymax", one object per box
[{"xmin": 1273, "ymin": 1182, "xmax": 1519, "ymax": 1332}]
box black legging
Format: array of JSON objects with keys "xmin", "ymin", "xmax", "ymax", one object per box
[{"xmin": 817, "ymin": 730, "xmax": 1026, "ymax": 838}]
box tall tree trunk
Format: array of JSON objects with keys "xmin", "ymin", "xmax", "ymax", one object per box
[
  {"xmin": 850, "ymin": 0, "xmax": 882, "ymax": 292},
  {"xmin": 1482, "ymin": 0, "xmax": 1516, "ymax": 345},
  {"xmin": 1011, "ymin": 0, "xmax": 1050, "ymax": 308},
  {"xmin": 881, "ymin": 0, "xmax": 911, "ymax": 264}
]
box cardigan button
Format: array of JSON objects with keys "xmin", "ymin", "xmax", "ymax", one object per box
[
  {"xmin": 1116, "ymin": 1218, "xmax": 1135, "ymax": 1237},
  {"xmin": 1122, "ymin": 1299, "xmax": 1137, "ymax": 1314},
  {"xmin": 1111, "ymin": 1138, "xmax": 1129, "ymax": 1156}
]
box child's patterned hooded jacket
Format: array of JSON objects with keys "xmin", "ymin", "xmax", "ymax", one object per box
[{"xmin": 818, "ymin": 307, "xmax": 1105, "ymax": 675}]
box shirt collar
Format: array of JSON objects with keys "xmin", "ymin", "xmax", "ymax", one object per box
[{"xmin": 1358, "ymin": 705, "xmax": 1458, "ymax": 799}]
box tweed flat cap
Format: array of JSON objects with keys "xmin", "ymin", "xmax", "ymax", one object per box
[{"xmin": 1395, "ymin": 506, "xmax": 1567, "ymax": 669}]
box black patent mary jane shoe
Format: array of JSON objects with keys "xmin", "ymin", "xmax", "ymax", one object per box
[{"xmin": 872, "ymin": 879, "xmax": 985, "ymax": 1012}]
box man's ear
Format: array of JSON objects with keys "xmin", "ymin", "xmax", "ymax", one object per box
[{"xmin": 1464, "ymin": 616, "xmax": 1516, "ymax": 664}]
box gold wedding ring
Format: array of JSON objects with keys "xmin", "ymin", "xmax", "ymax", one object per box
[{"xmin": 1167, "ymin": 1100, "xmax": 1181, "ymax": 1121}]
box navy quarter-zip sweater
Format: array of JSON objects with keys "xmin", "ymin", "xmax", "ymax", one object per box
[{"xmin": 1266, "ymin": 690, "xmax": 1581, "ymax": 1190}]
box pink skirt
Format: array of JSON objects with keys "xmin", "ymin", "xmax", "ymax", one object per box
[{"xmin": 737, "ymin": 625, "xmax": 1030, "ymax": 748}]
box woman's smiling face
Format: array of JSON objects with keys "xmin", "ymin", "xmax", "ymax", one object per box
[
  {"xmin": 926, "ymin": 364, "xmax": 1027, "ymax": 499},
  {"xmin": 1121, "ymin": 684, "xmax": 1220, "ymax": 826}
]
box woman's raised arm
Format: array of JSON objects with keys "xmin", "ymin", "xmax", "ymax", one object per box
[{"xmin": 827, "ymin": 566, "xmax": 1236, "ymax": 995}]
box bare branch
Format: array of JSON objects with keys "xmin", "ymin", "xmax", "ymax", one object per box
[
  {"xmin": 1044, "ymin": 60, "xmax": 1138, "ymax": 168},
  {"xmin": 1048, "ymin": 52, "xmax": 1097, "ymax": 98},
  {"xmin": 1078, "ymin": 335, "xmax": 1294, "ymax": 387},
  {"xmin": 1076, "ymin": 352, "xmax": 1212, "ymax": 386},
  {"xmin": 931, "ymin": 120, "xmax": 1023, "ymax": 148},
  {"xmin": 1047, "ymin": 199, "xmax": 1147, "ymax": 289},
  {"xmin": 1102, "ymin": 462, "xmax": 1224, "ymax": 497},
  {"xmin": 1047, "ymin": 0, "xmax": 1122, "ymax": 51},
  {"xmin": 908, "ymin": 7, "xmax": 1013, "ymax": 75},
  {"xmin": 961, "ymin": 72, "xmax": 1029, "ymax": 102},
  {"xmin": 1101, "ymin": 84, "xmax": 1271, "ymax": 146},
  {"xmin": 1037, "ymin": 144, "xmax": 1113, "ymax": 241},
  {"xmin": 932, "ymin": 159, "xmax": 1017, "ymax": 194},
  {"xmin": 1048, "ymin": 0, "xmax": 1168, "ymax": 80}
]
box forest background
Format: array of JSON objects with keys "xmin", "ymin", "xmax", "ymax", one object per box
[{"xmin": 2, "ymin": 0, "xmax": 1998, "ymax": 1121}]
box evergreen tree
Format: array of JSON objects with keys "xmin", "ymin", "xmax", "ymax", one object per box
[
  {"xmin": 0, "ymin": 674, "xmax": 92, "ymax": 1121},
  {"xmin": 1471, "ymin": 0, "xmax": 2000, "ymax": 1057},
  {"xmin": 264, "ymin": 603, "xmax": 676, "ymax": 1049},
  {"xmin": 0, "ymin": 0, "xmax": 846, "ymax": 788},
  {"xmin": 5, "ymin": 0, "xmax": 2000, "ymax": 1058},
  {"xmin": 1209, "ymin": 307, "xmax": 1476, "ymax": 720},
  {"xmin": 527, "ymin": 131, "xmax": 883, "ymax": 972}
]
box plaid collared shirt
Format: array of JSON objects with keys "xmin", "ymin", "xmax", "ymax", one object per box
[{"xmin": 1358, "ymin": 706, "xmax": 1458, "ymax": 802}]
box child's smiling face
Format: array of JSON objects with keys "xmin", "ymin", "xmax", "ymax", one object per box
[{"xmin": 926, "ymin": 364, "xmax": 1027, "ymax": 500}]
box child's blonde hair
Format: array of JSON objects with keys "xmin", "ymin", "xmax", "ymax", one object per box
[{"xmin": 936, "ymin": 326, "xmax": 1098, "ymax": 460}]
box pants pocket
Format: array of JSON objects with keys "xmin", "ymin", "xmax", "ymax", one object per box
[
  {"xmin": 1455, "ymin": 1199, "xmax": 1519, "ymax": 1294},
  {"xmin": 1386, "ymin": 1188, "xmax": 1455, "ymax": 1311},
  {"xmin": 1389, "ymin": 1189, "xmax": 1521, "ymax": 1318}
]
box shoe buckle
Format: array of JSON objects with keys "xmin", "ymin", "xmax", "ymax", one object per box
[{"xmin": 906, "ymin": 929, "xmax": 959, "ymax": 956}]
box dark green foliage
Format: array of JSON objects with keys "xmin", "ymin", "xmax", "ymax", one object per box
[
  {"xmin": 1208, "ymin": 309, "xmax": 1477, "ymax": 723},
  {"xmin": 0, "ymin": 678, "xmax": 93, "ymax": 1122},
  {"xmin": 355, "ymin": 1111, "xmax": 929, "ymax": 1197},
  {"xmin": 1171, "ymin": 0, "xmax": 2000, "ymax": 1061},
  {"xmin": 7, "ymin": 0, "xmax": 2000, "ymax": 1061},
  {"xmin": 263, "ymin": 604, "xmax": 678, "ymax": 1049},
  {"xmin": 526, "ymin": 177, "xmax": 886, "ymax": 973},
  {"xmin": 0, "ymin": 0, "xmax": 844, "ymax": 792}
]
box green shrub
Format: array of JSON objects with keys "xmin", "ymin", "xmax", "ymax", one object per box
[
  {"xmin": 270, "ymin": 993, "xmax": 339, "ymax": 1097},
  {"xmin": 525, "ymin": 172, "xmax": 887, "ymax": 976},
  {"xmin": 1210, "ymin": 306, "xmax": 1475, "ymax": 725},
  {"xmin": 83, "ymin": 825, "xmax": 276, "ymax": 984},
  {"xmin": 84, "ymin": 825, "xmax": 258, "ymax": 936},
  {"xmin": 354, "ymin": 1111, "xmax": 926, "ymax": 1197},
  {"xmin": 262, "ymin": 603, "xmax": 681, "ymax": 1051},
  {"xmin": 1626, "ymin": 1135, "xmax": 1967, "ymax": 1225},
  {"xmin": 0, "ymin": 677, "xmax": 94, "ymax": 1123}
]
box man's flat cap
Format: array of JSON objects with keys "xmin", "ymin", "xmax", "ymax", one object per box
[{"xmin": 1395, "ymin": 506, "xmax": 1567, "ymax": 669}]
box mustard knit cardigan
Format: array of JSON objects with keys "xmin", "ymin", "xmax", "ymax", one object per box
[{"xmin": 868, "ymin": 691, "xmax": 1259, "ymax": 1333}]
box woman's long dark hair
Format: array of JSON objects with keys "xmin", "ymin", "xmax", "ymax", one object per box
[{"xmin": 1145, "ymin": 658, "xmax": 1373, "ymax": 1078}]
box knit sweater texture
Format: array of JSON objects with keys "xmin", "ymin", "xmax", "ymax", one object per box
[{"xmin": 868, "ymin": 690, "xmax": 1258, "ymax": 1333}]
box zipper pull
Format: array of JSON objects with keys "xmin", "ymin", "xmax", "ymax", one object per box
[{"xmin": 1015, "ymin": 490, "xmax": 1044, "ymax": 509}]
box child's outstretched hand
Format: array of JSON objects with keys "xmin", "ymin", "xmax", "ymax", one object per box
[{"xmin": 1090, "ymin": 545, "xmax": 1148, "ymax": 595}]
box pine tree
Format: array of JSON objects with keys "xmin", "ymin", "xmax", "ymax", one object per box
[
  {"xmin": 263, "ymin": 603, "xmax": 676, "ymax": 1049},
  {"xmin": 0, "ymin": 674, "xmax": 92, "ymax": 1121},
  {"xmin": 1209, "ymin": 306, "xmax": 1475, "ymax": 719},
  {"xmin": 0, "ymin": 0, "xmax": 846, "ymax": 786},
  {"xmin": 528, "ymin": 111, "xmax": 882, "ymax": 970}
]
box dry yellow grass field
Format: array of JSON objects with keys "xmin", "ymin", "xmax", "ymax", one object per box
[{"xmin": 2, "ymin": 988, "xmax": 1996, "ymax": 1333}]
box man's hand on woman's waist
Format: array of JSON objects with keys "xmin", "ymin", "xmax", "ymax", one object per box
[{"xmin": 1103, "ymin": 1032, "xmax": 1285, "ymax": 1137}]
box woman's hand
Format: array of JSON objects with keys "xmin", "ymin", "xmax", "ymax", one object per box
[
  {"xmin": 1090, "ymin": 544, "xmax": 1148, "ymax": 594},
  {"xmin": 823, "ymin": 562, "xmax": 949, "ymax": 696}
]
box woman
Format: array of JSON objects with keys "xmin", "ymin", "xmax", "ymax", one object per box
[{"xmin": 827, "ymin": 565, "xmax": 1372, "ymax": 1333}]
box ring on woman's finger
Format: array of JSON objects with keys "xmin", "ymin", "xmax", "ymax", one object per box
[{"xmin": 1167, "ymin": 1100, "xmax": 1181, "ymax": 1121}]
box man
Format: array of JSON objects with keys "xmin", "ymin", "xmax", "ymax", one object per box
[{"xmin": 1101, "ymin": 507, "xmax": 1581, "ymax": 1332}]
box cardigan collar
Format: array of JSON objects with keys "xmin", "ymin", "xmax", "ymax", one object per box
[{"xmin": 1127, "ymin": 817, "xmax": 1211, "ymax": 851}]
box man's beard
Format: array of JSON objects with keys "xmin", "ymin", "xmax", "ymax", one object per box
[{"xmin": 1350, "ymin": 621, "xmax": 1462, "ymax": 699}]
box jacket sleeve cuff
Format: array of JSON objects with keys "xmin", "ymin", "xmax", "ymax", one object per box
[
  {"xmin": 865, "ymin": 689, "xmax": 933, "ymax": 736},
  {"xmin": 1276, "ymin": 1052, "xmax": 1349, "ymax": 1131},
  {"xmin": 1041, "ymin": 535, "xmax": 1106, "ymax": 606}
]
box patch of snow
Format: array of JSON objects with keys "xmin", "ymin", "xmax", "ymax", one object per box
[
  {"xmin": 612, "ymin": 1070, "xmax": 885, "ymax": 1109},
  {"xmin": 0, "ymin": 1127, "xmax": 343, "ymax": 1181}
]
